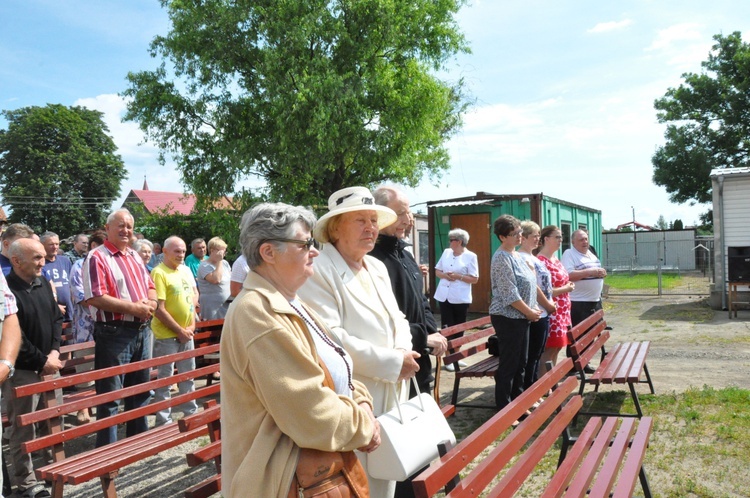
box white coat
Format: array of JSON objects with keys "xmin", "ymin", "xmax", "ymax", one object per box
[{"xmin": 298, "ymin": 243, "xmax": 414, "ymax": 498}]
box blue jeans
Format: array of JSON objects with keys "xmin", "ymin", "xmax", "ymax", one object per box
[
  {"xmin": 492, "ymin": 314, "xmax": 529, "ymax": 410},
  {"xmin": 94, "ymin": 322, "xmax": 153, "ymax": 447},
  {"xmin": 151, "ymin": 337, "xmax": 198, "ymax": 426}
]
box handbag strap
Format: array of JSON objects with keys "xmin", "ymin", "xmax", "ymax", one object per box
[{"xmin": 389, "ymin": 377, "xmax": 425, "ymax": 424}]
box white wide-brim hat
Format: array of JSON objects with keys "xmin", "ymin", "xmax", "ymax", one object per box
[{"xmin": 314, "ymin": 187, "xmax": 397, "ymax": 243}]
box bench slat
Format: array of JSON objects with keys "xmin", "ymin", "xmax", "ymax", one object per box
[
  {"xmin": 488, "ymin": 396, "xmax": 582, "ymax": 498},
  {"xmin": 541, "ymin": 417, "xmax": 604, "ymax": 498},
  {"xmin": 589, "ymin": 418, "xmax": 637, "ymax": 497},
  {"xmin": 185, "ymin": 474, "xmax": 221, "ymax": 498},
  {"xmin": 187, "ymin": 440, "xmax": 222, "ymax": 467},
  {"xmin": 455, "ymin": 356, "xmax": 498, "ymax": 377},
  {"xmin": 612, "ymin": 417, "xmax": 653, "ymax": 498},
  {"xmin": 627, "ymin": 342, "xmax": 650, "ymax": 383},
  {"xmin": 413, "ymin": 359, "xmax": 575, "ymax": 498},
  {"xmin": 562, "ymin": 417, "xmax": 620, "ymax": 498}
]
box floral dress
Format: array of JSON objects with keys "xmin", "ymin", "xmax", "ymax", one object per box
[{"xmin": 538, "ymin": 254, "xmax": 571, "ymax": 348}]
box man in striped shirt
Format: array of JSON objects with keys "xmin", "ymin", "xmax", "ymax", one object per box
[{"xmin": 83, "ymin": 208, "xmax": 157, "ymax": 447}]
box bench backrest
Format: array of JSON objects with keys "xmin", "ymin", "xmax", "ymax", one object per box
[
  {"xmin": 566, "ymin": 309, "xmax": 609, "ymax": 372},
  {"xmin": 413, "ymin": 358, "xmax": 579, "ymax": 498},
  {"xmin": 440, "ymin": 315, "xmax": 494, "ymax": 366},
  {"xmin": 12, "ymin": 344, "xmax": 221, "ymax": 454},
  {"xmin": 193, "ymin": 318, "xmax": 224, "ymax": 348}
]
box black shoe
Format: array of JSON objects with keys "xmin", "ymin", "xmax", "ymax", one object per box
[{"xmin": 584, "ymin": 365, "xmax": 596, "ymax": 374}]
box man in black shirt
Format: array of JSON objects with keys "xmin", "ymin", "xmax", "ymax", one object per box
[{"xmin": 2, "ymin": 238, "xmax": 62, "ymax": 498}]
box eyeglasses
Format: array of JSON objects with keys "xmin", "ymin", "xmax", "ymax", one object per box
[
  {"xmin": 449, "ymin": 238, "xmax": 459, "ymax": 242},
  {"xmin": 268, "ymin": 238, "xmax": 319, "ymax": 250}
]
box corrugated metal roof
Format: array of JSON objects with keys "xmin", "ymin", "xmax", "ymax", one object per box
[
  {"xmin": 710, "ymin": 167, "xmax": 750, "ymax": 178},
  {"xmin": 428, "ymin": 199, "xmax": 496, "ymax": 208}
]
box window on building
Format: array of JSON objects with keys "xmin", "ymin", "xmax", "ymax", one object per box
[
  {"xmin": 561, "ymin": 222, "xmax": 572, "ymax": 252},
  {"xmin": 418, "ymin": 230, "xmax": 429, "ymax": 265}
]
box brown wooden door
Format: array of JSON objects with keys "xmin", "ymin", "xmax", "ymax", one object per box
[{"xmin": 450, "ymin": 213, "xmax": 492, "ymax": 313}]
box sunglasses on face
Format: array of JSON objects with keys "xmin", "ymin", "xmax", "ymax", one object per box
[{"xmin": 269, "ymin": 237, "xmax": 320, "ymax": 250}]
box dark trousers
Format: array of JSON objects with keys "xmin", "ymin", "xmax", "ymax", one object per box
[
  {"xmin": 438, "ymin": 301, "xmax": 469, "ymax": 328},
  {"xmin": 524, "ymin": 316, "xmax": 549, "ymax": 389},
  {"xmin": 570, "ymin": 300, "xmax": 603, "ymax": 327},
  {"xmin": 492, "ymin": 314, "xmax": 529, "ymax": 410},
  {"xmin": 94, "ymin": 322, "xmax": 153, "ymax": 447}
]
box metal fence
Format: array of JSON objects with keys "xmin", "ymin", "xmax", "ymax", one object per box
[{"xmin": 601, "ymin": 232, "xmax": 713, "ymax": 296}]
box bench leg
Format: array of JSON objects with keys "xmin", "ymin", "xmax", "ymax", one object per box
[
  {"xmin": 451, "ymin": 376, "xmax": 461, "ymax": 407},
  {"xmin": 629, "ymin": 382, "xmax": 643, "ymax": 418},
  {"xmin": 51, "ymin": 479, "xmax": 65, "ymax": 498},
  {"xmin": 640, "ymin": 465, "xmax": 652, "ymax": 498},
  {"xmin": 643, "ymin": 363, "xmax": 655, "ymax": 394},
  {"xmin": 100, "ymin": 471, "xmax": 119, "ymax": 498},
  {"xmin": 437, "ymin": 440, "xmax": 460, "ymax": 494}
]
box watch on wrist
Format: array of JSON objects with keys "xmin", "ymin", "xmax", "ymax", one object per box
[{"xmin": 0, "ymin": 359, "xmax": 15, "ymax": 379}]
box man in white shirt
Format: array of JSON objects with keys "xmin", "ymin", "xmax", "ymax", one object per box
[{"xmin": 561, "ymin": 229, "xmax": 607, "ymax": 326}]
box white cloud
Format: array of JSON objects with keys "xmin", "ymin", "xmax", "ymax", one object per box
[
  {"xmin": 646, "ymin": 23, "xmax": 703, "ymax": 51},
  {"xmin": 587, "ymin": 19, "xmax": 633, "ymax": 34}
]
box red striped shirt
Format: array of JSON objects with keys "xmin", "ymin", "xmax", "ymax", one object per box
[{"xmin": 82, "ymin": 240, "xmax": 155, "ymax": 322}]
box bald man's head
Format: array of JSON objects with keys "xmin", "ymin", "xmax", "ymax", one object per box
[{"xmin": 9, "ymin": 238, "xmax": 46, "ymax": 283}]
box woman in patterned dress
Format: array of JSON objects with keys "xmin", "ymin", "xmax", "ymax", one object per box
[{"xmin": 536, "ymin": 225, "xmax": 575, "ymax": 376}]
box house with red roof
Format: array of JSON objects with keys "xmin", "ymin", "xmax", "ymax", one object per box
[{"xmin": 122, "ymin": 178, "xmax": 233, "ymax": 216}]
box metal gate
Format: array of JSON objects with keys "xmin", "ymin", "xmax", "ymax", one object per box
[{"xmin": 601, "ymin": 235, "xmax": 713, "ymax": 297}]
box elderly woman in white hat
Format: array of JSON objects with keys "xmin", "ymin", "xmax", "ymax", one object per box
[{"xmin": 298, "ymin": 186, "xmax": 420, "ymax": 498}]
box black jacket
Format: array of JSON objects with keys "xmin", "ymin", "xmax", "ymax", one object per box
[
  {"xmin": 369, "ymin": 234, "xmax": 437, "ymax": 392},
  {"xmin": 6, "ymin": 271, "xmax": 63, "ymax": 372}
]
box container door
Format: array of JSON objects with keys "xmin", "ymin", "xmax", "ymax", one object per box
[{"xmin": 450, "ymin": 213, "xmax": 492, "ymax": 313}]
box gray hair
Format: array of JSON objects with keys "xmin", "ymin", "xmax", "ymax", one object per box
[
  {"xmin": 1, "ymin": 223, "xmax": 34, "ymax": 242},
  {"xmin": 240, "ymin": 202, "xmax": 317, "ymax": 270},
  {"xmin": 107, "ymin": 208, "xmax": 133, "ymax": 224},
  {"xmin": 373, "ymin": 186, "xmax": 400, "ymax": 207},
  {"xmin": 190, "ymin": 238, "xmax": 206, "ymax": 249},
  {"xmin": 132, "ymin": 239, "xmax": 154, "ymax": 252},
  {"xmin": 448, "ymin": 228, "xmax": 470, "ymax": 247},
  {"xmin": 40, "ymin": 231, "xmax": 59, "ymax": 243}
]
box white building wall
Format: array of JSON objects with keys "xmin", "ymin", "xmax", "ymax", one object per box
[{"xmin": 711, "ymin": 169, "xmax": 750, "ymax": 308}]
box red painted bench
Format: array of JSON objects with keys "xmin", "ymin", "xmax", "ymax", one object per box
[
  {"xmin": 11, "ymin": 344, "xmax": 221, "ymax": 498},
  {"xmin": 412, "ymin": 357, "xmax": 654, "ymax": 497},
  {"xmin": 178, "ymin": 401, "xmax": 222, "ymax": 498},
  {"xmin": 434, "ymin": 316, "xmax": 496, "ymax": 411},
  {"xmin": 567, "ymin": 310, "xmax": 655, "ymax": 418}
]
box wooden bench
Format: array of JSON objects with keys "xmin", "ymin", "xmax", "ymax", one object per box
[
  {"xmin": 11, "ymin": 343, "xmax": 221, "ymax": 498},
  {"xmin": 178, "ymin": 401, "xmax": 222, "ymax": 498},
  {"xmin": 567, "ymin": 310, "xmax": 655, "ymax": 418},
  {"xmin": 193, "ymin": 319, "xmax": 223, "ymax": 385},
  {"xmin": 413, "ymin": 357, "xmax": 654, "ymax": 498},
  {"xmin": 434, "ymin": 316, "xmax": 496, "ymax": 411}
]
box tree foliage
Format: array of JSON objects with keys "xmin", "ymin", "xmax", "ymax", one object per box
[
  {"xmin": 123, "ymin": 0, "xmax": 469, "ymax": 206},
  {"xmin": 653, "ymin": 32, "xmax": 750, "ymax": 205},
  {"xmin": 655, "ymin": 215, "xmax": 668, "ymax": 230},
  {"xmin": 0, "ymin": 104, "xmax": 126, "ymax": 235}
]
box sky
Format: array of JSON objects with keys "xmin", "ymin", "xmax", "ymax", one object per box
[{"xmin": 2, "ymin": 0, "xmax": 750, "ymax": 229}]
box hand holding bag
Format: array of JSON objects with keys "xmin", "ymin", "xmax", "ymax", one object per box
[{"xmin": 366, "ymin": 377, "xmax": 456, "ymax": 481}]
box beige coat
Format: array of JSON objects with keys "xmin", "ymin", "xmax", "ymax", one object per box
[
  {"xmin": 220, "ymin": 271, "xmax": 374, "ymax": 498},
  {"xmin": 298, "ymin": 243, "xmax": 414, "ymax": 498}
]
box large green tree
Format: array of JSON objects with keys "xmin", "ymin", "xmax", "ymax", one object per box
[
  {"xmin": 123, "ymin": 0, "xmax": 469, "ymax": 206},
  {"xmin": 0, "ymin": 104, "xmax": 126, "ymax": 234},
  {"xmin": 653, "ymin": 32, "xmax": 750, "ymax": 205}
]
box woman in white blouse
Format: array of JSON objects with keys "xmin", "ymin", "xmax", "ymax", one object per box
[{"xmin": 433, "ymin": 228, "xmax": 479, "ymax": 328}]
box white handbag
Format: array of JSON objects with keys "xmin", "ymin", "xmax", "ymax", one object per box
[{"xmin": 366, "ymin": 377, "xmax": 456, "ymax": 481}]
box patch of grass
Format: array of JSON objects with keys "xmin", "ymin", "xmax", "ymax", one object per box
[
  {"xmin": 605, "ymin": 273, "xmax": 682, "ymax": 290},
  {"xmin": 447, "ymin": 386, "xmax": 750, "ymax": 496}
]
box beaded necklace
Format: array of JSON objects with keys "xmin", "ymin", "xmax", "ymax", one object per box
[{"xmin": 288, "ymin": 301, "xmax": 354, "ymax": 391}]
